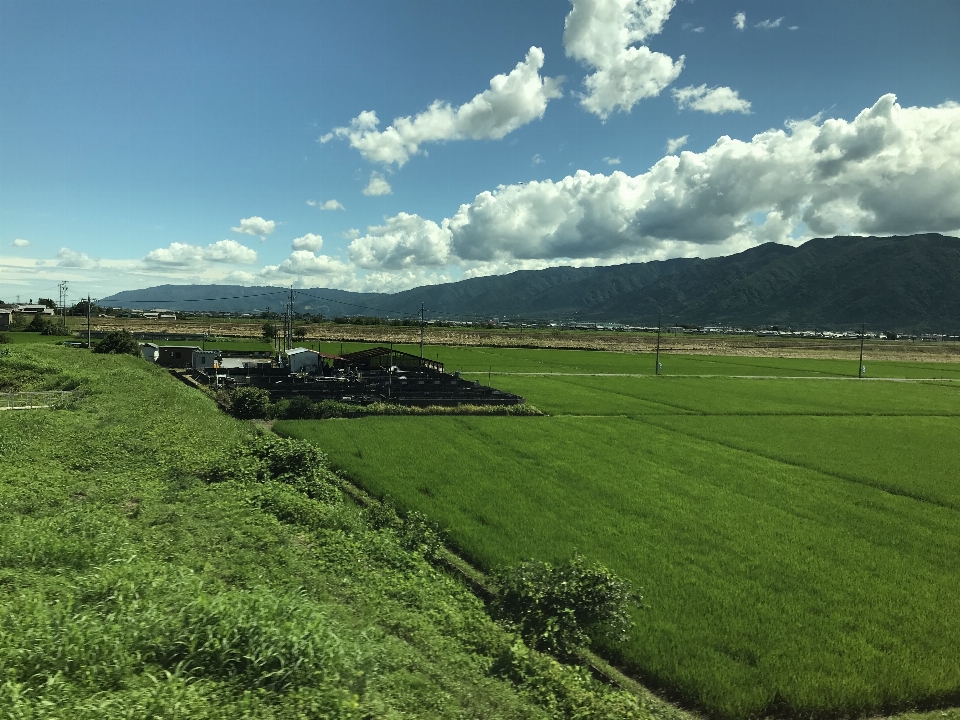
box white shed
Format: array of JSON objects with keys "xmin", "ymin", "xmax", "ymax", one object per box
[
  {"xmin": 140, "ymin": 343, "xmax": 159, "ymax": 363},
  {"xmin": 286, "ymin": 347, "xmax": 320, "ymax": 373},
  {"xmin": 192, "ymin": 349, "xmax": 220, "ymax": 371}
]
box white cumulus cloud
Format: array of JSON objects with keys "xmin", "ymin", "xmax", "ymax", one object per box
[
  {"xmin": 353, "ymin": 96, "xmax": 960, "ymax": 273},
  {"xmin": 324, "ymin": 47, "xmax": 562, "ymax": 167},
  {"xmin": 672, "ymin": 85, "xmax": 751, "ymax": 114},
  {"xmin": 349, "ymin": 212, "xmax": 452, "ymax": 270},
  {"xmin": 363, "ymin": 172, "xmax": 393, "ymax": 196},
  {"xmin": 666, "ymin": 135, "xmax": 689, "ymax": 153},
  {"xmin": 564, "ymin": 0, "xmax": 685, "ymax": 119},
  {"xmin": 231, "ymin": 216, "xmax": 276, "ymax": 238},
  {"xmin": 55, "ymin": 247, "xmax": 96, "ymax": 268},
  {"xmin": 604, "ymin": 156, "xmax": 622, "ymax": 165},
  {"xmin": 307, "ymin": 199, "xmax": 345, "ymax": 210},
  {"xmin": 756, "ymin": 17, "xmax": 783, "ymax": 29},
  {"xmin": 11, "ymin": 238, "xmax": 30, "ymax": 247},
  {"xmin": 733, "ymin": 12, "xmax": 745, "ymax": 30},
  {"xmin": 144, "ymin": 239, "xmax": 257, "ymax": 267},
  {"xmin": 292, "ymin": 233, "xmax": 324, "ymax": 252},
  {"xmin": 257, "ymin": 252, "xmax": 353, "ymax": 287}
]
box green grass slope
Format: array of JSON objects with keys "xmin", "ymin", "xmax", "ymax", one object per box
[
  {"xmin": 277, "ymin": 373, "xmax": 960, "ymax": 718},
  {"xmin": 0, "ymin": 344, "xmax": 645, "ymax": 719}
]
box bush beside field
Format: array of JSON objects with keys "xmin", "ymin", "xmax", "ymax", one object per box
[
  {"xmin": 228, "ymin": 386, "xmax": 543, "ymax": 420},
  {"xmin": 0, "ymin": 345, "xmax": 647, "ymax": 719}
]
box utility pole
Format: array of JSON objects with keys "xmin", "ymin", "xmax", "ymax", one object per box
[
  {"xmin": 858, "ymin": 322, "xmax": 865, "ymax": 378},
  {"xmin": 287, "ymin": 287, "xmax": 295, "ymax": 351},
  {"xmin": 419, "ymin": 303, "xmax": 425, "ymax": 366},
  {"xmin": 58, "ymin": 281, "xmax": 69, "ymax": 328},
  {"xmin": 655, "ymin": 310, "xmax": 662, "ymax": 376},
  {"xmin": 86, "ymin": 295, "xmax": 92, "ymax": 349}
]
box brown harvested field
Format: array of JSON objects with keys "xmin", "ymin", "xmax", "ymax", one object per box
[{"xmin": 84, "ymin": 316, "xmax": 960, "ymax": 363}]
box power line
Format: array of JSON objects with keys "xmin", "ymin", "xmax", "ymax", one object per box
[
  {"xmin": 293, "ymin": 289, "xmax": 422, "ymax": 318},
  {"xmin": 114, "ymin": 290, "xmax": 290, "ymax": 304}
]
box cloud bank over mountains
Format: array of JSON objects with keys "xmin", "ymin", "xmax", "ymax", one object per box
[
  {"xmin": 345, "ymin": 96, "xmax": 960, "ymax": 279},
  {"xmin": 11, "ymin": 95, "xmax": 960, "ymax": 295}
]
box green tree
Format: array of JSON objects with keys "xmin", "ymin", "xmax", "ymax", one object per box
[
  {"xmin": 230, "ymin": 386, "xmax": 272, "ymax": 419},
  {"xmin": 94, "ymin": 330, "xmax": 140, "ymax": 355},
  {"xmin": 23, "ymin": 314, "xmax": 69, "ymax": 335},
  {"xmin": 261, "ymin": 322, "xmax": 277, "ymax": 342},
  {"xmin": 293, "ymin": 325, "xmax": 307, "ymax": 341},
  {"xmin": 68, "ymin": 300, "xmax": 106, "ymax": 316},
  {"xmin": 492, "ymin": 554, "xmax": 636, "ymax": 659},
  {"xmin": 24, "ymin": 314, "xmax": 50, "ymax": 333}
]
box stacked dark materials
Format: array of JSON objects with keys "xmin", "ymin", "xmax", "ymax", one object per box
[{"xmin": 202, "ymin": 346, "xmax": 525, "ymax": 407}]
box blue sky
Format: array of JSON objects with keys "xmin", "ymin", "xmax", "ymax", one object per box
[{"xmin": 2, "ymin": 0, "xmax": 959, "ymax": 303}]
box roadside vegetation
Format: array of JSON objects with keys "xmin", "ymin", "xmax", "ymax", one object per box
[
  {"xmin": 277, "ymin": 367, "xmax": 960, "ymax": 719},
  {"xmin": 0, "ymin": 344, "xmax": 646, "ymax": 719}
]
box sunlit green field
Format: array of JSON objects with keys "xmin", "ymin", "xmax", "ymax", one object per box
[
  {"xmin": 277, "ymin": 352, "xmax": 960, "ymax": 719},
  {"xmin": 319, "ymin": 341, "xmax": 960, "ymax": 379}
]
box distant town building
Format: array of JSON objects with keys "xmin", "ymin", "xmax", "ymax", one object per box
[{"xmin": 14, "ymin": 304, "xmax": 55, "ymax": 316}]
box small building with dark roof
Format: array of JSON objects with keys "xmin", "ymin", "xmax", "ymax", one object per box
[{"xmin": 157, "ymin": 345, "xmax": 200, "ymax": 367}]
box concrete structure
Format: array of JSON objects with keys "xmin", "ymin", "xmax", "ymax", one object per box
[
  {"xmin": 140, "ymin": 343, "xmax": 160, "ymax": 363},
  {"xmin": 0, "ymin": 308, "xmax": 11, "ymax": 331},
  {"xmin": 286, "ymin": 347, "xmax": 321, "ymax": 373}
]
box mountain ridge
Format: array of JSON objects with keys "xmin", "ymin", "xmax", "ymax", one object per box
[{"xmin": 100, "ymin": 233, "xmax": 960, "ymax": 332}]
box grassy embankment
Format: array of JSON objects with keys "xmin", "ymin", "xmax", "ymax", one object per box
[
  {"xmin": 277, "ymin": 357, "xmax": 960, "ymax": 719},
  {"xmin": 0, "ymin": 344, "xmax": 647, "ymax": 719}
]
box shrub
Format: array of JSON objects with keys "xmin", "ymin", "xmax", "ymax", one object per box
[
  {"xmin": 230, "ymin": 386, "xmax": 271, "ymax": 419},
  {"xmin": 280, "ymin": 395, "xmax": 317, "ymax": 420},
  {"xmin": 22, "ymin": 314, "xmax": 70, "ymax": 335},
  {"xmin": 94, "ymin": 330, "xmax": 140, "ymax": 355},
  {"xmin": 491, "ymin": 554, "xmax": 636, "ymax": 659},
  {"xmin": 362, "ymin": 502, "xmax": 445, "ymax": 562},
  {"xmin": 243, "ymin": 435, "xmax": 342, "ymax": 506},
  {"xmin": 0, "ymin": 334, "xmax": 8, "ymax": 344}
]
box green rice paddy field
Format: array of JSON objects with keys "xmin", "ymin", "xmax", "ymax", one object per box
[
  {"xmin": 319, "ymin": 341, "xmax": 960, "ymax": 379},
  {"xmin": 277, "ymin": 348, "xmax": 960, "ymax": 719}
]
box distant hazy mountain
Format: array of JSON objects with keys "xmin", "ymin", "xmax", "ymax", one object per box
[{"xmin": 100, "ymin": 233, "xmax": 960, "ymax": 332}]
